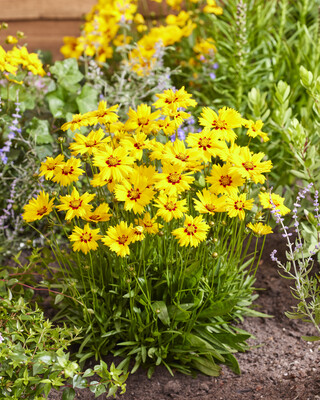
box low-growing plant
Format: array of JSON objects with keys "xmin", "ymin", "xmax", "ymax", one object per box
[
  {"xmin": 270, "ymin": 183, "xmax": 320, "ymax": 341},
  {"xmin": 0, "ymin": 281, "xmax": 127, "ymax": 399},
  {"xmin": 22, "ymin": 86, "xmax": 283, "ymax": 377}
]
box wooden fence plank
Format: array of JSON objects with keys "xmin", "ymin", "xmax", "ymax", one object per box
[
  {"xmin": 2, "ymin": 20, "xmax": 83, "ymax": 60},
  {"xmin": 0, "ymin": 0, "xmax": 97, "ymax": 20}
]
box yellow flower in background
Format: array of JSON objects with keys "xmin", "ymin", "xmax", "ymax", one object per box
[
  {"xmin": 199, "ymin": 107, "xmax": 242, "ymax": 142},
  {"xmin": 39, "ymin": 154, "xmax": 65, "ymax": 180},
  {"xmin": 247, "ymin": 222, "xmax": 273, "ymax": 236},
  {"xmin": 93, "ymin": 145, "xmax": 135, "ymax": 182},
  {"xmin": 155, "ymin": 163, "xmax": 194, "ymax": 196},
  {"xmin": 225, "ymin": 193, "xmax": 254, "ymax": 221},
  {"xmin": 172, "ymin": 215, "xmax": 209, "ymax": 247},
  {"xmin": 0, "ymin": 46, "xmax": 17, "ymax": 75},
  {"xmin": 102, "ymin": 221, "xmax": 134, "ymax": 257},
  {"xmin": 154, "ymin": 193, "xmax": 188, "ymax": 222},
  {"xmin": 244, "ymin": 119, "xmax": 269, "ymax": 142},
  {"xmin": 193, "ymin": 38, "xmax": 216, "ymax": 61},
  {"xmin": 84, "ymin": 203, "xmax": 112, "ymax": 223},
  {"xmin": 69, "ymin": 224, "xmax": 102, "ymax": 254},
  {"xmin": 52, "ymin": 157, "xmax": 84, "ymax": 186},
  {"xmin": 135, "ymin": 212, "xmax": 162, "ymax": 234},
  {"xmin": 69, "ymin": 129, "xmax": 110, "ymax": 156},
  {"xmin": 207, "ymin": 163, "xmax": 244, "ymax": 195},
  {"xmin": 203, "ymin": 0, "xmax": 223, "ymax": 14},
  {"xmin": 60, "ymin": 36, "xmax": 84, "ymax": 59},
  {"xmin": 193, "ymin": 189, "xmax": 226, "ymax": 215},
  {"xmin": 166, "ymin": 11, "xmax": 191, "ymax": 27},
  {"xmin": 23, "ymin": 191, "xmax": 54, "ymax": 223},
  {"xmin": 229, "ymin": 146, "xmax": 272, "ymax": 184},
  {"xmin": 130, "ymin": 225, "xmax": 145, "ymax": 242},
  {"xmin": 259, "ymin": 192, "xmax": 291, "ymax": 216},
  {"xmin": 124, "ymin": 104, "xmax": 160, "ymax": 134},
  {"xmin": 57, "ymin": 187, "xmax": 95, "ymax": 220},
  {"xmin": 186, "ymin": 130, "xmax": 227, "ymax": 162}
]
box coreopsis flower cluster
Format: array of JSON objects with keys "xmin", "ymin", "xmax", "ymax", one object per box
[
  {"xmin": 0, "ymin": 45, "xmax": 45, "ymax": 77},
  {"xmin": 60, "ymin": 0, "xmax": 222, "ymax": 77},
  {"xmin": 23, "ymin": 87, "xmax": 284, "ymax": 258}
]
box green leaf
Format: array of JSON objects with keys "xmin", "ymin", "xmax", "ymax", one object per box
[
  {"xmin": 198, "ymin": 299, "xmax": 238, "ymax": 318},
  {"xmin": 184, "ymin": 261, "xmax": 203, "ymax": 287},
  {"xmin": 62, "ymin": 387, "xmax": 76, "ymax": 400},
  {"xmin": 26, "ymin": 118, "xmax": 53, "ymax": 145},
  {"xmin": 301, "ymin": 335, "xmax": 320, "ymax": 342},
  {"xmin": 54, "ymin": 294, "xmax": 64, "ymax": 305},
  {"xmin": 191, "ymin": 356, "xmax": 221, "ymax": 376},
  {"xmin": 50, "ymin": 58, "xmax": 83, "ymax": 91},
  {"xmin": 76, "ymin": 84, "xmax": 99, "ymax": 114},
  {"xmin": 151, "ymin": 301, "xmax": 170, "ymax": 326}
]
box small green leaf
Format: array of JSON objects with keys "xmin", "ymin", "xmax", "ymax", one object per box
[
  {"xmin": 151, "ymin": 301, "xmax": 170, "ymax": 326},
  {"xmin": 301, "ymin": 335, "xmax": 320, "ymax": 342},
  {"xmin": 62, "ymin": 387, "xmax": 76, "ymax": 400}
]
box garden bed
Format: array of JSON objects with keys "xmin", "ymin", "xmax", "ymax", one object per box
[{"xmin": 48, "ymin": 232, "xmax": 320, "ymax": 400}]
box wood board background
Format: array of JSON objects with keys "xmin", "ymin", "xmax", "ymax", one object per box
[{"xmin": 0, "ymin": 0, "xmax": 169, "ymax": 60}]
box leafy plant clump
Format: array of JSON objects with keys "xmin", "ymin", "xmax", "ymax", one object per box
[
  {"xmin": 22, "ymin": 86, "xmax": 285, "ymax": 377},
  {"xmin": 0, "ymin": 281, "xmax": 127, "ymax": 400}
]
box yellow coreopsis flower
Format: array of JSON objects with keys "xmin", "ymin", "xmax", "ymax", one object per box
[
  {"xmin": 198, "ymin": 107, "xmax": 242, "ymax": 142},
  {"xmin": 52, "ymin": 157, "xmax": 84, "ymax": 186},
  {"xmin": 172, "ymin": 215, "xmax": 209, "ymax": 247},
  {"xmin": 83, "ymin": 203, "xmax": 112, "ymax": 223},
  {"xmin": 154, "ymin": 193, "xmax": 188, "ymax": 222},
  {"xmin": 186, "ymin": 130, "xmax": 227, "ymax": 162},
  {"xmin": 225, "ymin": 193, "xmax": 254, "ymax": 221},
  {"xmin": 120, "ymin": 132, "xmax": 149, "ymax": 160},
  {"xmin": 114, "ymin": 173, "xmax": 155, "ymax": 214},
  {"xmin": 135, "ymin": 212, "xmax": 162, "ymax": 234},
  {"xmin": 69, "ymin": 129, "xmax": 110, "ymax": 156},
  {"xmin": 259, "ymin": 192, "xmax": 291, "ymax": 216},
  {"xmin": 163, "ymin": 140, "xmax": 203, "ymax": 172},
  {"xmin": 207, "ymin": 163, "xmax": 244, "ymax": 195},
  {"xmin": 229, "ymin": 146, "xmax": 272, "ymax": 184},
  {"xmin": 102, "ymin": 221, "xmax": 134, "ymax": 257},
  {"xmin": 39, "ymin": 154, "xmax": 65, "ymax": 180},
  {"xmin": 124, "ymin": 104, "xmax": 160, "ymax": 134},
  {"xmin": 153, "ymin": 86, "xmax": 197, "ymax": 114},
  {"xmin": 0, "ymin": 46, "xmax": 17, "ymax": 75},
  {"xmin": 61, "ymin": 113, "xmax": 94, "ymax": 132},
  {"xmin": 22, "ymin": 191, "xmax": 54, "ymax": 223},
  {"xmin": 86, "ymin": 101, "xmax": 119, "ymax": 125},
  {"xmin": 57, "ymin": 187, "xmax": 95, "ymax": 220},
  {"xmin": 93, "ymin": 145, "xmax": 135, "ymax": 182},
  {"xmin": 130, "ymin": 225, "xmax": 145, "ymax": 242},
  {"xmin": 244, "ymin": 119, "xmax": 269, "ymax": 142},
  {"xmin": 194, "ymin": 189, "xmax": 226, "ymax": 215},
  {"xmin": 155, "ymin": 163, "xmax": 194, "ymax": 196},
  {"xmin": 90, "ymin": 173, "xmax": 116, "ymax": 192},
  {"xmin": 247, "ymin": 222, "xmax": 273, "ymax": 236},
  {"xmin": 69, "ymin": 224, "xmax": 102, "ymax": 254}
]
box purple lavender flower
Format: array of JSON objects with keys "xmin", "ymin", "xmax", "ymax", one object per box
[
  {"xmin": 0, "ymin": 99, "xmax": 21, "ymax": 164},
  {"xmin": 209, "ymin": 72, "xmax": 216, "ymax": 80}
]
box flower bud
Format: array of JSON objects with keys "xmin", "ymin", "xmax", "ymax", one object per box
[
  {"xmin": 209, "ymin": 221, "xmax": 215, "ymax": 227},
  {"xmin": 212, "ymin": 252, "xmax": 218, "ymax": 258},
  {"xmin": 57, "ymin": 136, "xmax": 65, "ymax": 144}
]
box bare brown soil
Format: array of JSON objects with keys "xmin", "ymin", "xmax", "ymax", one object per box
[{"xmin": 49, "ymin": 232, "xmax": 320, "ymax": 400}]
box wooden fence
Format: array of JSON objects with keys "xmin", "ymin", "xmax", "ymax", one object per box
[{"xmin": 1, "ymin": 0, "xmax": 169, "ymax": 60}]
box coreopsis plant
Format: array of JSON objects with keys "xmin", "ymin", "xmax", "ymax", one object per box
[{"xmin": 24, "ymin": 87, "xmax": 279, "ymax": 376}]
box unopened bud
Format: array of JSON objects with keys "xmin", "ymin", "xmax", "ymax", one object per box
[
  {"xmin": 212, "ymin": 252, "xmax": 218, "ymax": 258},
  {"xmin": 57, "ymin": 136, "xmax": 65, "ymax": 144}
]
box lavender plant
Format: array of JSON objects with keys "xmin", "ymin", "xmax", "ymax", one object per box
[{"xmin": 270, "ymin": 183, "xmax": 320, "ymax": 341}]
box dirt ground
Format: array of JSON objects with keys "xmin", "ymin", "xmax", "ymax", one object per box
[{"xmin": 48, "ymin": 232, "xmax": 320, "ymax": 400}]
